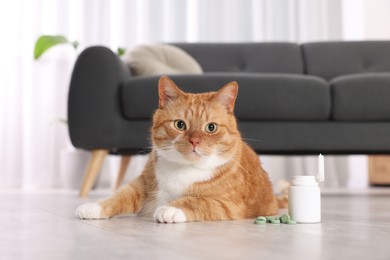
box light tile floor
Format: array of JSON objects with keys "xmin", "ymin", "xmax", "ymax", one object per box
[{"xmin": 1, "ymin": 189, "xmax": 390, "ymax": 260}]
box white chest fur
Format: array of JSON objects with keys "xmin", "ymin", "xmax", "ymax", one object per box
[{"xmin": 155, "ymin": 158, "xmax": 215, "ymax": 207}]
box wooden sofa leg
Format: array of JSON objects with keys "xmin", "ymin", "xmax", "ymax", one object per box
[
  {"xmin": 79, "ymin": 149, "xmax": 108, "ymax": 197},
  {"xmin": 114, "ymin": 155, "xmax": 131, "ymax": 190}
]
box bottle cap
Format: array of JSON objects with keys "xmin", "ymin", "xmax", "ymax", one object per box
[
  {"xmin": 291, "ymin": 176, "xmax": 318, "ymax": 186},
  {"xmin": 316, "ymin": 154, "xmax": 325, "ymax": 182}
]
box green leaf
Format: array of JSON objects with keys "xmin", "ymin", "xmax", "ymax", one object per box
[
  {"xmin": 72, "ymin": 41, "xmax": 79, "ymax": 49},
  {"xmin": 117, "ymin": 47, "xmax": 126, "ymax": 57},
  {"xmin": 34, "ymin": 35, "xmax": 76, "ymax": 60}
]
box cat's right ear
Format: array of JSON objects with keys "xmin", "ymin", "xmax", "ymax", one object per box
[{"xmin": 158, "ymin": 76, "xmax": 182, "ymax": 108}]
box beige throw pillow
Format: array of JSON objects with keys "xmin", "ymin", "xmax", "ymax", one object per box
[{"xmin": 124, "ymin": 44, "xmax": 203, "ymax": 76}]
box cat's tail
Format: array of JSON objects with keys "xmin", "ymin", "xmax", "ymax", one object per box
[{"xmin": 275, "ymin": 179, "xmax": 290, "ymax": 209}]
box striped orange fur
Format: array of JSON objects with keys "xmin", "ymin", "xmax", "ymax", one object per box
[{"xmin": 78, "ymin": 76, "xmax": 285, "ymax": 223}]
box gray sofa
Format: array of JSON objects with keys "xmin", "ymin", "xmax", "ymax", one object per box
[
  {"xmin": 69, "ymin": 41, "xmax": 390, "ymax": 154},
  {"xmin": 68, "ymin": 41, "xmax": 390, "ymax": 195}
]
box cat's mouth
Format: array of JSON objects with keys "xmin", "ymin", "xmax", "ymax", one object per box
[
  {"xmin": 191, "ymin": 149, "xmax": 201, "ymax": 156},
  {"xmin": 185, "ymin": 149, "xmax": 202, "ymax": 161}
]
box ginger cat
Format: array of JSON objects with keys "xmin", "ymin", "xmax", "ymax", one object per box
[{"xmin": 75, "ymin": 76, "xmax": 285, "ymax": 223}]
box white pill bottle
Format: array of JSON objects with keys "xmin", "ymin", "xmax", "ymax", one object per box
[
  {"xmin": 288, "ymin": 176, "xmax": 321, "ymax": 223},
  {"xmin": 289, "ymin": 154, "xmax": 324, "ymax": 224}
]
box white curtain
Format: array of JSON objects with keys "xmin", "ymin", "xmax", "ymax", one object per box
[{"xmin": 0, "ymin": 0, "xmax": 380, "ymax": 189}]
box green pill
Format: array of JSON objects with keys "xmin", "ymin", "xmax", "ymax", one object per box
[
  {"xmin": 287, "ymin": 220, "xmax": 296, "ymax": 225},
  {"xmin": 256, "ymin": 216, "xmax": 266, "ymax": 221},
  {"xmin": 270, "ymin": 219, "xmax": 281, "ymax": 224},
  {"xmin": 280, "ymin": 214, "xmax": 290, "ymax": 223},
  {"xmin": 254, "ymin": 220, "xmax": 266, "ymax": 225},
  {"xmin": 266, "ymin": 216, "xmax": 277, "ymax": 223}
]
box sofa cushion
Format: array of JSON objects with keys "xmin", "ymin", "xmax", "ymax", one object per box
[
  {"xmin": 331, "ymin": 73, "xmax": 390, "ymax": 120},
  {"xmin": 173, "ymin": 43, "xmax": 304, "ymax": 74},
  {"xmin": 124, "ymin": 44, "xmax": 203, "ymax": 76},
  {"xmin": 302, "ymin": 41, "xmax": 390, "ymax": 80},
  {"xmin": 238, "ymin": 121, "xmax": 390, "ymax": 154},
  {"xmin": 120, "ymin": 73, "xmax": 330, "ymax": 121}
]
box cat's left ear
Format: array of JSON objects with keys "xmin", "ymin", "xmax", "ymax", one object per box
[
  {"xmin": 215, "ymin": 81, "xmax": 238, "ymax": 113},
  {"xmin": 158, "ymin": 76, "xmax": 183, "ymax": 108}
]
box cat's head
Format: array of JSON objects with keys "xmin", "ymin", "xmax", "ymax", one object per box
[{"xmin": 152, "ymin": 76, "xmax": 241, "ymax": 169}]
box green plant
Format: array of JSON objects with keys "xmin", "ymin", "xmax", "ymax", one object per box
[
  {"xmin": 34, "ymin": 35, "xmax": 78, "ymax": 60},
  {"xmin": 34, "ymin": 35, "xmax": 126, "ymax": 126},
  {"xmin": 34, "ymin": 35, "xmax": 125, "ymax": 60},
  {"xmin": 117, "ymin": 47, "xmax": 126, "ymax": 57}
]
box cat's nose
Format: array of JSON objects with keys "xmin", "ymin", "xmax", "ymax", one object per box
[{"xmin": 189, "ymin": 137, "xmax": 201, "ymax": 148}]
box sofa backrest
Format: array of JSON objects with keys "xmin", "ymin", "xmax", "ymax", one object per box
[
  {"xmin": 173, "ymin": 43, "xmax": 304, "ymax": 74},
  {"xmin": 302, "ymin": 41, "xmax": 390, "ymax": 80}
]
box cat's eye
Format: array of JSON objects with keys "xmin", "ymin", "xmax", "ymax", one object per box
[
  {"xmin": 174, "ymin": 120, "xmax": 186, "ymax": 131},
  {"xmin": 205, "ymin": 123, "xmax": 218, "ymax": 133}
]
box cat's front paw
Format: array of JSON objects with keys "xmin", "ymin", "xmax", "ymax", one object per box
[
  {"xmin": 154, "ymin": 206, "xmax": 187, "ymax": 223},
  {"xmin": 75, "ymin": 202, "xmax": 107, "ymax": 220}
]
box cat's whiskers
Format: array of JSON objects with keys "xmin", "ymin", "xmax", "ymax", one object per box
[
  {"xmin": 211, "ymin": 149, "xmax": 253, "ymax": 177},
  {"xmin": 220, "ymin": 137, "xmax": 264, "ymax": 143},
  {"xmin": 241, "ymin": 138, "xmax": 264, "ymax": 143}
]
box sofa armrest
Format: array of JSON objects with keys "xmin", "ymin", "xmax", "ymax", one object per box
[{"xmin": 68, "ymin": 46, "xmax": 131, "ymax": 150}]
